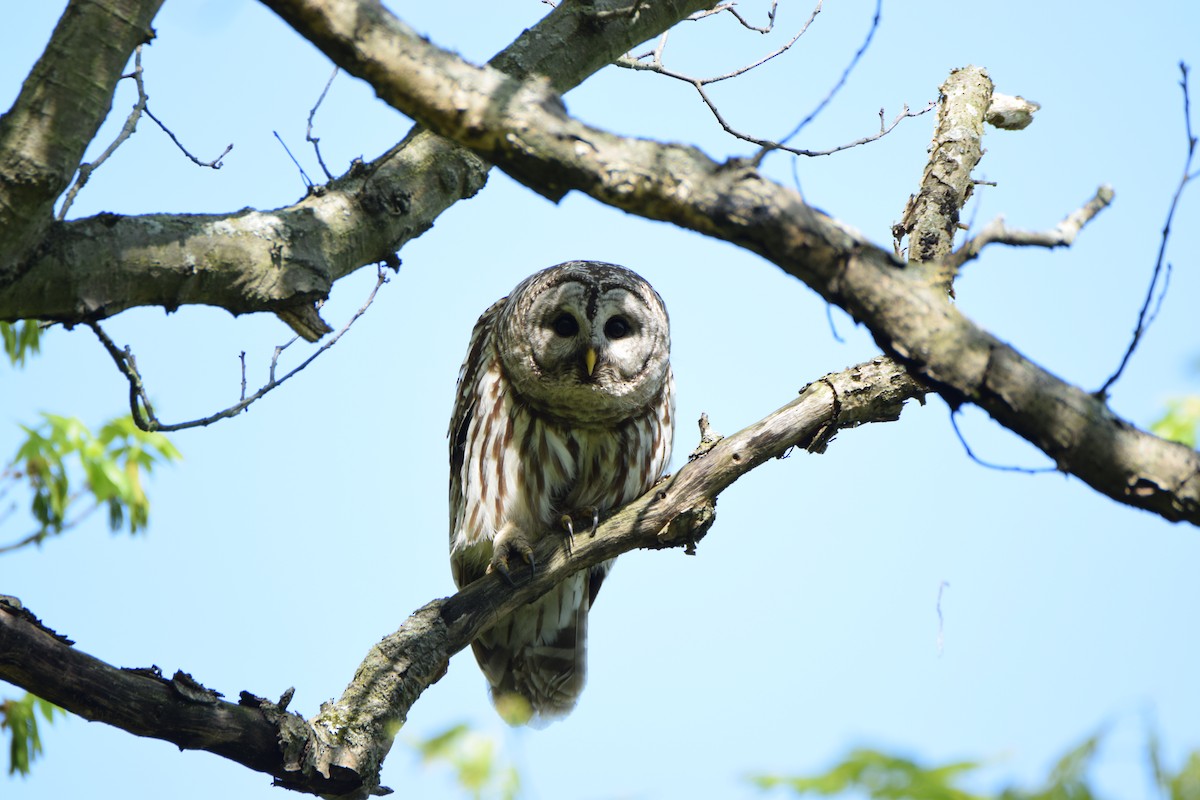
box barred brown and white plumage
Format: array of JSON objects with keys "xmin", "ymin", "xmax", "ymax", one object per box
[{"xmin": 448, "ymin": 261, "xmax": 675, "ymax": 723}]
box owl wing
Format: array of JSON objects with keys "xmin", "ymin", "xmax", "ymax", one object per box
[{"xmin": 448, "ymin": 297, "xmax": 508, "ymax": 584}]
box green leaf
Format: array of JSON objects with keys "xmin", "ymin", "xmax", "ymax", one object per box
[
  {"xmin": 1, "ymin": 693, "xmax": 63, "ymax": 776},
  {"xmin": 0, "ymin": 321, "xmax": 42, "ymax": 368},
  {"xmin": 3, "ymin": 414, "xmax": 181, "ymax": 547},
  {"xmin": 749, "ymin": 748, "xmax": 984, "ymax": 799}
]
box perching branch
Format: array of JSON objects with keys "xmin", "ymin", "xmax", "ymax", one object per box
[
  {"xmin": 258, "ymin": 0, "xmax": 1200, "ymax": 525},
  {"xmin": 0, "ymin": 357, "xmax": 926, "ymax": 796}
]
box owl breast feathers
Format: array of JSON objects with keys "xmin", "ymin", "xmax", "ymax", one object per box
[{"xmin": 448, "ymin": 261, "xmax": 675, "ymax": 723}]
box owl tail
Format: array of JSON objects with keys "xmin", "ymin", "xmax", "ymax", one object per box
[{"xmin": 470, "ymin": 571, "xmax": 594, "ymax": 725}]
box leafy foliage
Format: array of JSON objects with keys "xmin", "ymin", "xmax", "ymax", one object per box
[
  {"xmin": 0, "ymin": 693, "xmax": 61, "ymax": 776},
  {"xmin": 0, "ymin": 321, "xmax": 41, "ymax": 368},
  {"xmin": 412, "ymin": 723, "xmax": 520, "ymax": 800},
  {"xmin": 2, "ymin": 414, "xmax": 181, "ymax": 550},
  {"xmin": 749, "ymin": 748, "xmax": 984, "ymax": 800},
  {"xmin": 749, "ymin": 728, "xmax": 1200, "ymax": 800},
  {"xmin": 1152, "ymin": 397, "xmax": 1200, "ymax": 448}
]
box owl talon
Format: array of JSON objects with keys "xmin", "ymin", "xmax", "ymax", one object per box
[
  {"xmin": 560, "ymin": 507, "xmax": 601, "ymax": 548},
  {"xmin": 491, "ymin": 537, "xmax": 536, "ymax": 585}
]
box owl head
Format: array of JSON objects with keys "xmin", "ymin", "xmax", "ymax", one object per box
[{"xmin": 495, "ymin": 261, "xmax": 671, "ymax": 425}]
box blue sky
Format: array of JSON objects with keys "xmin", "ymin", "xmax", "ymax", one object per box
[{"xmin": 4, "ymin": 1, "xmax": 1200, "ymax": 798}]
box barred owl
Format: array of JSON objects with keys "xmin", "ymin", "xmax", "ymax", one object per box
[{"xmin": 449, "ymin": 261, "xmax": 675, "ymax": 723}]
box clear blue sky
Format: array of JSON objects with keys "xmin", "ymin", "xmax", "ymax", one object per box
[{"xmin": 4, "ymin": 2, "xmax": 1200, "ymax": 798}]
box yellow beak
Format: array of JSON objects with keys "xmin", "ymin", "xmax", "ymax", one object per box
[{"xmin": 585, "ymin": 347, "xmax": 597, "ymax": 376}]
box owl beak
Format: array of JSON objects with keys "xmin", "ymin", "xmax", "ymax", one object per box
[{"xmin": 584, "ymin": 347, "xmax": 598, "ymax": 376}]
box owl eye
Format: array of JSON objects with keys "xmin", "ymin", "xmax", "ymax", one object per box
[
  {"xmin": 551, "ymin": 313, "xmax": 579, "ymax": 337},
  {"xmin": 604, "ymin": 316, "xmax": 630, "ymax": 339}
]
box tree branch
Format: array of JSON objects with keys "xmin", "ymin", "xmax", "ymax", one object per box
[
  {"xmin": 256, "ymin": 0, "xmax": 1200, "ymax": 525},
  {"xmin": 0, "ymin": 0, "xmax": 716, "ymax": 333},
  {"xmin": 0, "ymin": 358, "xmax": 925, "ymax": 796},
  {"xmin": 0, "ymin": 0, "xmax": 164, "ymax": 288},
  {"xmin": 894, "ymin": 65, "xmax": 993, "ymax": 285},
  {"xmin": 947, "ymin": 185, "xmax": 1116, "ymax": 271}
]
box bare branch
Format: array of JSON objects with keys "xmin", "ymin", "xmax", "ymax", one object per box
[
  {"xmin": 946, "ymin": 184, "xmax": 1116, "ymax": 271},
  {"xmin": 895, "ymin": 65, "xmax": 993, "ymax": 281},
  {"xmin": 58, "ymin": 46, "xmax": 150, "ymax": 220},
  {"xmin": 0, "ymin": 497, "xmax": 101, "ymax": 555},
  {"xmin": 90, "ymin": 266, "xmax": 391, "ymax": 433},
  {"xmin": 0, "ymin": 357, "xmax": 926, "ymax": 796},
  {"xmin": 774, "ymin": 0, "xmax": 879, "ymax": 150},
  {"xmin": 265, "ymin": 2, "xmax": 1200, "ymax": 523},
  {"xmin": 0, "ymin": 0, "xmax": 165, "ymax": 287},
  {"xmin": 624, "ymin": 1, "xmax": 933, "ymax": 161},
  {"xmin": 143, "ymin": 105, "xmax": 233, "ymax": 169},
  {"xmin": 704, "ymin": 97, "xmax": 933, "ymax": 159},
  {"xmin": 622, "ymin": 2, "xmax": 816, "ymax": 84},
  {"xmin": 4, "ymin": 0, "xmax": 715, "ymax": 330},
  {"xmin": 307, "ymin": 67, "xmax": 339, "ymax": 181},
  {"xmin": 273, "ymin": 130, "xmax": 314, "ymax": 188},
  {"xmin": 948, "ymin": 409, "xmax": 1056, "ymax": 475},
  {"xmin": 1096, "ymin": 61, "xmax": 1198, "ymax": 397}
]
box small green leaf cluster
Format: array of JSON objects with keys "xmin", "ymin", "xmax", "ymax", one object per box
[
  {"xmin": 748, "ymin": 727, "xmax": 1200, "ymax": 800},
  {"xmin": 4, "ymin": 413, "xmax": 181, "ymax": 546},
  {"xmin": 1, "ymin": 693, "xmax": 61, "ymax": 777},
  {"xmin": 0, "ymin": 321, "xmax": 41, "ymax": 368}
]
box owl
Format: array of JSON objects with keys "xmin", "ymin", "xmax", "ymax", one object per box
[{"xmin": 448, "ymin": 261, "xmax": 675, "ymax": 723}]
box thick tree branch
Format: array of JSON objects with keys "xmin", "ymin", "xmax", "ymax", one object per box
[
  {"xmin": 257, "ymin": 0, "xmax": 1200, "ymax": 525},
  {"xmin": 895, "ymin": 65, "xmax": 993, "ymax": 285},
  {"xmin": 0, "ymin": 358, "xmax": 925, "ymax": 796},
  {"xmin": 0, "ymin": 0, "xmax": 716, "ymax": 332},
  {"xmin": 0, "ymin": 0, "xmax": 164, "ymax": 289}
]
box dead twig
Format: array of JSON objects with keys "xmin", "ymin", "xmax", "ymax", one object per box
[
  {"xmin": 57, "ymin": 47, "xmax": 149, "ymax": 219},
  {"xmin": 946, "ymin": 184, "xmax": 1116, "ymax": 271},
  {"xmin": 90, "ymin": 267, "xmax": 391, "ymax": 433},
  {"xmin": 307, "ymin": 66, "xmax": 339, "ymax": 181},
  {"xmin": 1096, "ymin": 61, "xmax": 1198, "ymax": 398}
]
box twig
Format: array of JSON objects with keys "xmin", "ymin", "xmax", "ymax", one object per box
[
  {"xmin": 307, "ymin": 67, "xmax": 339, "ymax": 181},
  {"xmin": 720, "ymin": 1, "xmax": 779, "ymax": 33},
  {"xmin": 949, "ymin": 410, "xmax": 1056, "ymax": 475},
  {"xmin": 720, "ymin": 100, "xmax": 934, "ymax": 159},
  {"xmin": 773, "ymin": 0, "xmax": 881, "ymax": 151},
  {"xmin": 90, "ymin": 267, "xmax": 390, "ymax": 433},
  {"xmin": 622, "ymin": 0, "xmax": 929, "ymax": 159},
  {"xmin": 618, "ymin": 1, "xmax": 920, "ymax": 158},
  {"xmin": 0, "ymin": 497, "xmax": 100, "ymax": 555},
  {"xmin": 1096, "ymin": 61, "xmax": 1198, "ymax": 398},
  {"xmin": 57, "ymin": 47, "xmax": 149, "ymax": 220},
  {"xmin": 274, "ymin": 131, "xmax": 313, "ymax": 188},
  {"xmin": 946, "ymin": 184, "xmax": 1115, "ymax": 271},
  {"xmin": 621, "ymin": 2, "xmax": 818, "ymax": 84},
  {"xmin": 144, "ymin": 105, "xmax": 232, "ymax": 169},
  {"xmin": 238, "ymin": 351, "xmax": 248, "ymax": 402}
]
